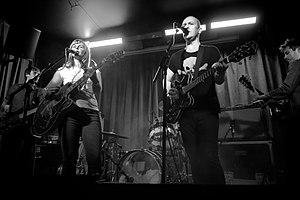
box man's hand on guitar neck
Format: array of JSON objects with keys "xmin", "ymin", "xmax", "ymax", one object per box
[
  {"xmin": 213, "ymin": 61, "xmax": 229, "ymax": 84},
  {"xmin": 255, "ymin": 93, "xmax": 274, "ymax": 108},
  {"xmin": 256, "ymin": 93, "xmax": 270, "ymax": 101}
]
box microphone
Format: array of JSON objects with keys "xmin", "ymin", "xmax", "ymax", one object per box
[
  {"xmin": 174, "ymin": 22, "xmax": 189, "ymax": 35},
  {"xmin": 66, "ymin": 47, "xmax": 79, "ymax": 55}
]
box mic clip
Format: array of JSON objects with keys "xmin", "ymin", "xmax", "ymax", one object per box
[
  {"xmin": 174, "ymin": 22, "xmax": 188, "ymax": 35},
  {"xmin": 66, "ymin": 47, "xmax": 79, "ymax": 56}
]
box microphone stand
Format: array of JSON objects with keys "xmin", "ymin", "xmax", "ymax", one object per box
[
  {"xmin": 152, "ymin": 26, "xmax": 177, "ymax": 184},
  {"xmin": 39, "ymin": 53, "xmax": 66, "ymax": 79},
  {"xmin": 31, "ymin": 53, "xmax": 65, "ymax": 175}
]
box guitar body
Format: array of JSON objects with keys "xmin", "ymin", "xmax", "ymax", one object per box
[
  {"xmin": 166, "ymin": 74, "xmax": 194, "ymax": 124},
  {"xmin": 30, "ymin": 84, "xmax": 77, "ymax": 137},
  {"xmin": 0, "ymin": 108, "xmax": 37, "ymax": 135},
  {"xmin": 0, "ymin": 114, "xmax": 22, "ymax": 135},
  {"xmin": 266, "ymin": 99, "xmax": 290, "ymax": 120}
]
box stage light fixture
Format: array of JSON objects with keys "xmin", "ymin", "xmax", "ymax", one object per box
[
  {"xmin": 211, "ymin": 17, "xmax": 256, "ymax": 29},
  {"xmin": 87, "ymin": 38, "xmax": 123, "ymax": 48},
  {"xmin": 165, "ymin": 25, "xmax": 207, "ymax": 36}
]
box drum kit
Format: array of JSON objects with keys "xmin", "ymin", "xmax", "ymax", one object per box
[
  {"xmin": 38, "ymin": 119, "xmax": 192, "ymax": 183},
  {"xmin": 99, "ymin": 120, "xmax": 193, "ymax": 184}
]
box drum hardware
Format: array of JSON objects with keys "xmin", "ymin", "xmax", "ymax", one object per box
[
  {"xmin": 166, "ymin": 143, "xmax": 184, "ymax": 183},
  {"xmin": 102, "ymin": 131, "xmax": 129, "ymax": 139},
  {"xmin": 75, "ymin": 140, "xmax": 88, "ymax": 175},
  {"xmin": 100, "ymin": 140, "xmax": 134, "ymax": 183},
  {"xmin": 151, "ymin": 128, "xmax": 185, "ymax": 183},
  {"xmin": 99, "ymin": 138, "xmax": 133, "ymax": 182},
  {"xmin": 100, "ymin": 130, "xmax": 128, "ymax": 182},
  {"xmin": 146, "ymin": 120, "xmax": 192, "ymax": 184}
]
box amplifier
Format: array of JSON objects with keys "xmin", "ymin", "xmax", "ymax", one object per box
[
  {"xmin": 33, "ymin": 143, "xmax": 62, "ymax": 175},
  {"xmin": 219, "ymin": 106, "xmax": 273, "ymax": 141},
  {"xmin": 218, "ymin": 140, "xmax": 276, "ymax": 185}
]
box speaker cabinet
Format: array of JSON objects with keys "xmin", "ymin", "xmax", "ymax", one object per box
[
  {"xmin": 4, "ymin": 24, "xmax": 41, "ymax": 61},
  {"xmin": 33, "ymin": 144, "xmax": 62, "ymax": 175},
  {"xmin": 219, "ymin": 106, "xmax": 272, "ymax": 141},
  {"xmin": 219, "ymin": 140, "xmax": 276, "ymax": 185}
]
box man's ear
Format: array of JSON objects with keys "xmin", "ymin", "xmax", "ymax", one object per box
[{"xmin": 198, "ymin": 27, "xmax": 202, "ymax": 34}]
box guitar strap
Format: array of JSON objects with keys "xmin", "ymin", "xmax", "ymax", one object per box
[{"xmin": 193, "ymin": 45, "xmax": 204, "ymax": 78}]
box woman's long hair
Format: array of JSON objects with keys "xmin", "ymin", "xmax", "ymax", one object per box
[{"xmin": 64, "ymin": 39, "xmax": 91, "ymax": 69}]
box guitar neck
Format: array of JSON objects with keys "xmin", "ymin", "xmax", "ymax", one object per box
[
  {"xmin": 182, "ymin": 67, "xmax": 214, "ymax": 94},
  {"xmin": 239, "ymin": 76, "xmax": 265, "ymax": 96},
  {"xmin": 181, "ymin": 55, "xmax": 233, "ymax": 94},
  {"xmin": 254, "ymin": 88, "xmax": 264, "ymax": 95},
  {"xmin": 18, "ymin": 108, "xmax": 37, "ymax": 119},
  {"xmin": 66, "ymin": 62, "xmax": 104, "ymax": 95}
]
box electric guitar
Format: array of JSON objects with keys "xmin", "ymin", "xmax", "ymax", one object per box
[
  {"xmin": 0, "ymin": 108, "xmax": 37, "ymax": 135},
  {"xmin": 30, "ymin": 50, "xmax": 125, "ymax": 137},
  {"xmin": 239, "ymin": 74, "xmax": 289, "ymax": 119},
  {"xmin": 166, "ymin": 41, "xmax": 258, "ymax": 124},
  {"xmin": 239, "ymin": 74, "xmax": 264, "ymax": 95},
  {"xmin": 0, "ymin": 73, "xmax": 40, "ymax": 135}
]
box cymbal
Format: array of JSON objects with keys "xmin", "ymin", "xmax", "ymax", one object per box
[{"xmin": 102, "ymin": 131, "xmax": 129, "ymax": 139}]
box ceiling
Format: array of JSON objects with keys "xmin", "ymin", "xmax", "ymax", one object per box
[{"xmin": 2, "ymin": 0, "xmax": 270, "ymax": 41}]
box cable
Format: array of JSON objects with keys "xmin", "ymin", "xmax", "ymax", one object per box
[{"xmin": 67, "ymin": 0, "xmax": 102, "ymax": 30}]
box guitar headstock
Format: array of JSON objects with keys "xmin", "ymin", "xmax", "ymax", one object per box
[
  {"xmin": 226, "ymin": 41, "xmax": 258, "ymax": 63},
  {"xmin": 239, "ymin": 74, "xmax": 255, "ymax": 93},
  {"xmin": 103, "ymin": 50, "xmax": 125, "ymax": 64}
]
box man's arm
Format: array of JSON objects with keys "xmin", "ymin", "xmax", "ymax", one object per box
[
  {"xmin": 213, "ymin": 61, "xmax": 228, "ymax": 85},
  {"xmin": 41, "ymin": 71, "xmax": 63, "ymax": 99},
  {"xmin": 165, "ymin": 68, "xmax": 180, "ymax": 101}
]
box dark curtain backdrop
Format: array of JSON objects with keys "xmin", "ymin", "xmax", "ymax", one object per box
[
  {"xmin": 99, "ymin": 44, "xmax": 284, "ymax": 152},
  {"xmin": 100, "ymin": 51, "xmax": 165, "ymax": 151}
]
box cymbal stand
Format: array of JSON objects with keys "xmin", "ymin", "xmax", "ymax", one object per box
[
  {"xmin": 100, "ymin": 139, "xmax": 133, "ymax": 182},
  {"xmin": 165, "ymin": 131, "xmax": 183, "ymax": 183},
  {"xmin": 106, "ymin": 138, "xmax": 121, "ymax": 181}
]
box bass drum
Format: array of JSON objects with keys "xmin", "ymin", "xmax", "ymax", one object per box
[{"xmin": 116, "ymin": 149, "xmax": 162, "ymax": 183}]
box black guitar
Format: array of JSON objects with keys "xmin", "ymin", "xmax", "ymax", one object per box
[
  {"xmin": 0, "ymin": 72, "xmax": 40, "ymax": 135},
  {"xmin": 166, "ymin": 41, "xmax": 258, "ymax": 124},
  {"xmin": 239, "ymin": 74, "xmax": 289, "ymax": 119},
  {"xmin": 30, "ymin": 50, "xmax": 125, "ymax": 137},
  {"xmin": 0, "ymin": 108, "xmax": 37, "ymax": 135},
  {"xmin": 239, "ymin": 74, "xmax": 264, "ymax": 95}
]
